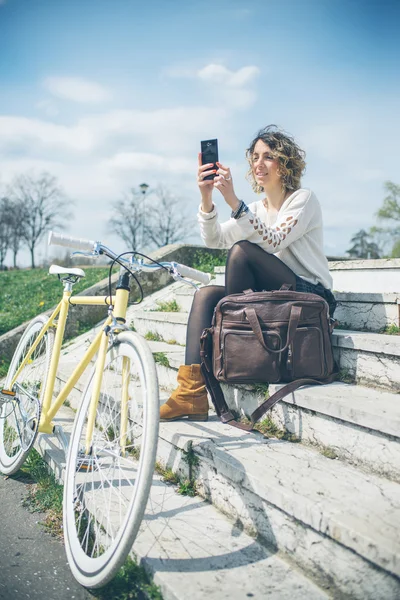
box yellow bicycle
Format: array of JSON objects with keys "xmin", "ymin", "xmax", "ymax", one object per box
[{"xmin": 0, "ymin": 231, "xmax": 209, "ymax": 587}]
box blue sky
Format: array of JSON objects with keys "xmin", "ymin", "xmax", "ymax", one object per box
[{"xmin": 0, "ymin": 0, "xmax": 399, "ymax": 265}]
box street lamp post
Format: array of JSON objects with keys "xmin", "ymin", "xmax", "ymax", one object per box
[{"xmin": 139, "ymin": 182, "xmax": 149, "ymax": 248}]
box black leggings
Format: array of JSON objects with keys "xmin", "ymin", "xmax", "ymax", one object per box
[{"xmin": 185, "ymin": 241, "xmax": 298, "ymax": 365}]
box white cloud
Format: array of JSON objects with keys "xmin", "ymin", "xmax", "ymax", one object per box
[
  {"xmin": 164, "ymin": 63, "xmax": 260, "ymax": 109},
  {"xmin": 0, "ymin": 116, "xmax": 94, "ymax": 154},
  {"xmin": 0, "ymin": 103, "xmax": 230, "ymax": 162},
  {"xmin": 104, "ymin": 152, "xmax": 194, "ymax": 174},
  {"xmin": 43, "ymin": 76, "xmax": 112, "ymax": 103},
  {"xmin": 197, "ymin": 64, "xmax": 260, "ymax": 88}
]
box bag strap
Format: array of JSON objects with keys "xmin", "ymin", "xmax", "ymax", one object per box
[
  {"xmin": 244, "ymin": 304, "xmax": 302, "ymax": 354},
  {"xmin": 249, "ymin": 369, "xmax": 338, "ymax": 425}
]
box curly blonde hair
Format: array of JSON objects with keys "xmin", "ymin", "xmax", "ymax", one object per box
[{"xmin": 245, "ymin": 125, "xmax": 306, "ymax": 194}]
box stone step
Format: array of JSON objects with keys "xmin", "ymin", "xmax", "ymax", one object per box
[
  {"xmin": 36, "ymin": 406, "xmax": 330, "ymax": 600},
  {"xmin": 334, "ymin": 292, "xmax": 400, "ymax": 332},
  {"xmin": 214, "ymin": 260, "xmax": 400, "ymax": 293},
  {"xmin": 130, "ymin": 310, "xmax": 400, "ymax": 393},
  {"xmin": 332, "ymin": 329, "xmax": 400, "ymax": 391},
  {"xmin": 174, "ymin": 286, "xmax": 197, "ymax": 313},
  {"xmin": 52, "ymin": 358, "xmax": 400, "ymax": 598},
  {"xmin": 155, "ymin": 417, "xmax": 400, "ymax": 600},
  {"xmin": 56, "ymin": 341, "xmax": 400, "ymax": 484},
  {"xmin": 153, "ymin": 354, "xmax": 400, "ymax": 482}
]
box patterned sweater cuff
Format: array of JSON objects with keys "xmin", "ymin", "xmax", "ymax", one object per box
[{"xmin": 197, "ymin": 203, "xmax": 217, "ymax": 220}]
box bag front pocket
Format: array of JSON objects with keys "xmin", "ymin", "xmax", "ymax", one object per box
[
  {"xmin": 221, "ymin": 329, "xmax": 281, "ymax": 383},
  {"xmin": 292, "ymin": 326, "xmax": 324, "ymax": 378}
]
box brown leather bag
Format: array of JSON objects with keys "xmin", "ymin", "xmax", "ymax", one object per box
[{"xmin": 200, "ymin": 286, "xmax": 337, "ymax": 432}]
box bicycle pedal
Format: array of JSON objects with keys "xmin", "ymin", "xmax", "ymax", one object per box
[
  {"xmin": 0, "ymin": 388, "xmax": 16, "ymax": 401},
  {"xmin": 76, "ymin": 454, "xmax": 98, "ymax": 473}
]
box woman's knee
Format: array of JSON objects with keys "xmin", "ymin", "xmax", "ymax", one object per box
[
  {"xmin": 228, "ymin": 240, "xmax": 253, "ymax": 256},
  {"xmin": 191, "ymin": 285, "xmax": 224, "ymax": 310},
  {"xmin": 227, "ymin": 240, "xmax": 253, "ymax": 264}
]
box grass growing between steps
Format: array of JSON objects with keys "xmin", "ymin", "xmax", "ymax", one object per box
[
  {"xmin": 338, "ymin": 368, "xmax": 356, "ymax": 384},
  {"xmin": 145, "ymin": 331, "xmax": 182, "ymax": 345},
  {"xmin": 15, "ymin": 449, "xmax": 162, "ymax": 599},
  {"xmin": 153, "ymin": 352, "xmax": 170, "ymax": 368},
  {"xmin": 152, "ymin": 299, "xmax": 180, "ymax": 312},
  {"xmin": 155, "ymin": 441, "xmax": 199, "ymax": 497},
  {"xmin": 383, "ymin": 324, "xmax": 400, "ymax": 335},
  {"xmin": 253, "ymin": 417, "xmax": 300, "ymax": 442}
]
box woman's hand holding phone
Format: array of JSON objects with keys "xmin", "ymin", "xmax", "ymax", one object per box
[
  {"xmin": 214, "ymin": 162, "xmax": 240, "ymax": 212},
  {"xmin": 197, "ymin": 147, "xmax": 240, "ymax": 213},
  {"xmin": 197, "ymin": 152, "xmax": 215, "ymax": 213}
]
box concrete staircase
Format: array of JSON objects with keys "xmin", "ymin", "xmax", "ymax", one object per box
[{"xmin": 42, "ymin": 265, "xmax": 400, "ymax": 599}]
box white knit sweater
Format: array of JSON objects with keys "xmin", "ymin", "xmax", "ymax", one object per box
[{"xmin": 197, "ymin": 188, "xmax": 333, "ymax": 290}]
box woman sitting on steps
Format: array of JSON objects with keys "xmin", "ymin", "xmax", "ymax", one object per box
[{"xmin": 160, "ymin": 124, "xmax": 337, "ymax": 422}]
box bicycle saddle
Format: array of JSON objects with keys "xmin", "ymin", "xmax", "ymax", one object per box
[{"xmin": 49, "ymin": 264, "xmax": 85, "ymax": 278}]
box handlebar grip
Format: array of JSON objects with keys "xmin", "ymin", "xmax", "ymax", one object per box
[
  {"xmin": 174, "ymin": 263, "xmax": 211, "ymax": 285},
  {"xmin": 48, "ymin": 231, "xmax": 97, "ymax": 252}
]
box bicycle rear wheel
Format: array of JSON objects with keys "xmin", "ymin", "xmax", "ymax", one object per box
[
  {"xmin": 64, "ymin": 331, "xmax": 159, "ymax": 588},
  {"xmin": 0, "ymin": 315, "xmax": 54, "ymax": 475}
]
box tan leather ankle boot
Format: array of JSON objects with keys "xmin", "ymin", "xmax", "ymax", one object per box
[{"xmin": 160, "ymin": 364, "xmax": 209, "ymax": 422}]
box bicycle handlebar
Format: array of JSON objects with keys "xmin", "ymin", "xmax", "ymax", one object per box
[
  {"xmin": 48, "ymin": 231, "xmax": 211, "ymax": 285},
  {"xmin": 172, "ymin": 263, "xmax": 210, "ymax": 285},
  {"xmin": 48, "ymin": 231, "xmax": 96, "ymax": 252}
]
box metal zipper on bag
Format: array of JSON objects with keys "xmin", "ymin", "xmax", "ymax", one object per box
[{"xmin": 286, "ymin": 344, "xmax": 293, "ymax": 373}]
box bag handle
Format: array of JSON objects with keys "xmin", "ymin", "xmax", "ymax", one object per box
[{"xmin": 244, "ymin": 305, "xmax": 302, "ymax": 354}]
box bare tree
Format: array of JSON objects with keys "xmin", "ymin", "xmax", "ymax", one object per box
[
  {"xmin": 109, "ymin": 188, "xmax": 148, "ymax": 251},
  {"xmin": 145, "ymin": 186, "xmax": 191, "ymax": 248},
  {"xmin": 9, "ymin": 172, "xmax": 73, "ymax": 268},
  {"xmin": 5, "ymin": 196, "xmax": 26, "ymax": 268},
  {"xmin": 0, "ymin": 197, "xmax": 13, "ymax": 269}
]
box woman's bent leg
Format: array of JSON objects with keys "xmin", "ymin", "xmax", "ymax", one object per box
[
  {"xmin": 225, "ymin": 240, "xmax": 297, "ymax": 294},
  {"xmin": 160, "ymin": 285, "xmax": 224, "ymax": 422},
  {"xmin": 185, "ymin": 285, "xmax": 225, "ymax": 365}
]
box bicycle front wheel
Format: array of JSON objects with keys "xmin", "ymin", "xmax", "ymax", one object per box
[
  {"xmin": 0, "ymin": 315, "xmax": 54, "ymax": 475},
  {"xmin": 64, "ymin": 331, "xmax": 160, "ymax": 588}
]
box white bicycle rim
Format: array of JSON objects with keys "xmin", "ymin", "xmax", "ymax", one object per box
[
  {"xmin": 0, "ymin": 315, "xmax": 54, "ymax": 474},
  {"xmin": 63, "ymin": 332, "xmax": 159, "ymax": 588}
]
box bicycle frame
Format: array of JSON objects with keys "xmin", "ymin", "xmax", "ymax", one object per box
[{"xmin": 8, "ymin": 284, "xmax": 130, "ymax": 444}]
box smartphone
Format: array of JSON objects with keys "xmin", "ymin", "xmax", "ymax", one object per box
[{"xmin": 201, "ymin": 139, "xmax": 219, "ymax": 180}]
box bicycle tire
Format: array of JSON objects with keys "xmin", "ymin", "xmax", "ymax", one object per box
[
  {"xmin": 63, "ymin": 331, "xmax": 160, "ymax": 588},
  {"xmin": 0, "ymin": 315, "xmax": 54, "ymax": 475}
]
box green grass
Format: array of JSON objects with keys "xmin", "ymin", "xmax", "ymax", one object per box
[
  {"xmin": 0, "ymin": 356, "xmax": 11, "ymax": 378},
  {"xmin": 241, "ymin": 415, "xmax": 300, "ymax": 442},
  {"xmin": 145, "ymin": 331, "xmax": 164, "ymax": 342},
  {"xmin": 90, "ymin": 557, "xmax": 162, "ymax": 599},
  {"xmin": 338, "ymin": 368, "xmax": 356, "ymax": 384},
  {"xmin": 191, "ymin": 250, "xmax": 228, "ymax": 274},
  {"xmin": 252, "ymin": 383, "xmax": 269, "ymax": 398},
  {"xmin": 153, "ymin": 352, "xmax": 170, "ymax": 367},
  {"xmin": 155, "ymin": 461, "xmax": 180, "ymax": 485},
  {"xmin": 19, "ymin": 449, "xmax": 64, "ymax": 537},
  {"xmin": 320, "ymin": 446, "xmax": 338, "ymax": 460},
  {"xmin": 0, "ymin": 267, "xmax": 111, "ymax": 336},
  {"xmin": 383, "ymin": 324, "xmax": 400, "ymax": 335},
  {"xmin": 152, "ymin": 299, "xmax": 180, "ymax": 312}
]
